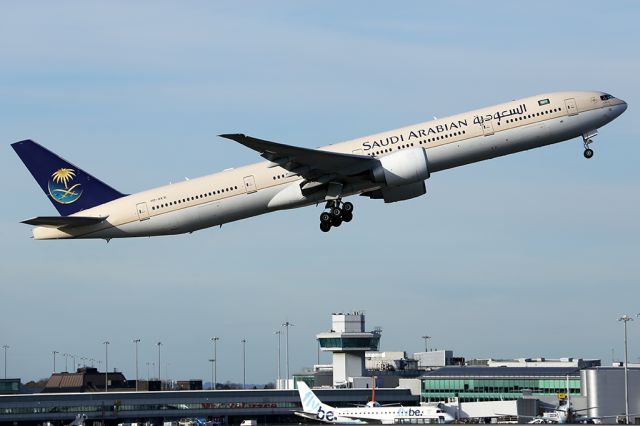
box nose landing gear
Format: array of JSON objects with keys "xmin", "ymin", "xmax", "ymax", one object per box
[
  {"xmin": 584, "ymin": 147, "xmax": 594, "ymax": 159},
  {"xmin": 319, "ymin": 200, "xmax": 354, "ymax": 232},
  {"xmin": 582, "ymin": 130, "xmax": 598, "ymax": 159},
  {"xmin": 583, "ymin": 137, "xmax": 594, "ymax": 158}
]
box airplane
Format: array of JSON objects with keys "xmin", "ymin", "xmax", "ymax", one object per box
[
  {"xmin": 68, "ymin": 414, "xmax": 88, "ymax": 426},
  {"xmin": 521, "ymin": 395, "xmax": 602, "ymax": 424},
  {"xmin": 11, "ymin": 90, "xmax": 627, "ymax": 240},
  {"xmin": 294, "ymin": 381, "xmax": 455, "ymax": 424},
  {"xmin": 42, "ymin": 414, "xmax": 87, "ymax": 426},
  {"xmin": 523, "ymin": 396, "xmax": 587, "ymax": 424},
  {"xmin": 504, "ymin": 382, "xmax": 626, "ymax": 424}
]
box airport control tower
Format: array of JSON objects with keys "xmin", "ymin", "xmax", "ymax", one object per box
[{"xmin": 317, "ymin": 312, "xmax": 381, "ymax": 387}]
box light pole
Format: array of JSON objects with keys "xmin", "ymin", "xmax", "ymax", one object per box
[
  {"xmin": 103, "ymin": 341, "xmax": 110, "ymax": 392},
  {"xmin": 282, "ymin": 321, "xmax": 294, "ymax": 389},
  {"xmin": 619, "ymin": 315, "xmax": 633, "ymax": 424},
  {"xmin": 2, "ymin": 345, "xmax": 8, "ymax": 379},
  {"xmin": 157, "ymin": 342, "xmax": 162, "ymax": 389},
  {"xmin": 421, "ymin": 335, "xmax": 431, "ymax": 352},
  {"xmin": 71, "ymin": 354, "xmax": 76, "ymax": 372},
  {"xmin": 274, "ymin": 331, "xmax": 281, "ymax": 387},
  {"xmin": 166, "ymin": 363, "xmax": 170, "ymax": 390},
  {"xmin": 211, "ymin": 337, "xmax": 220, "ymax": 390},
  {"xmin": 146, "ymin": 362, "xmax": 150, "ymax": 381},
  {"xmin": 241, "ymin": 339, "xmax": 246, "ymax": 389},
  {"xmin": 52, "ymin": 350, "xmax": 59, "ymax": 373},
  {"xmin": 209, "ymin": 359, "xmax": 215, "ymax": 390},
  {"xmin": 63, "ymin": 353, "xmax": 69, "ymax": 372},
  {"xmin": 133, "ymin": 339, "xmax": 141, "ymax": 391}
]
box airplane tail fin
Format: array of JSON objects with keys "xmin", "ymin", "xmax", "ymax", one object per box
[
  {"xmin": 11, "ymin": 140, "xmax": 126, "ymax": 216},
  {"xmin": 297, "ymin": 381, "xmax": 335, "ymax": 413},
  {"xmin": 68, "ymin": 414, "xmax": 87, "ymax": 426}
]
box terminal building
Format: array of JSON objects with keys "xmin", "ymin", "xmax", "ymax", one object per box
[
  {"xmin": 0, "ymin": 387, "xmax": 418, "ymax": 425},
  {"xmin": 2, "ymin": 311, "xmax": 640, "ymax": 424}
]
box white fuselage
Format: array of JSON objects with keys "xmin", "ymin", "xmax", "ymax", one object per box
[
  {"xmin": 32, "ymin": 90, "xmax": 627, "ymax": 240},
  {"xmin": 320, "ymin": 404, "xmax": 453, "ymax": 424}
]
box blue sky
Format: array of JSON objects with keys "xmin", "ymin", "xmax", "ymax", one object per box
[{"xmin": 1, "ymin": 1, "xmax": 639, "ymax": 384}]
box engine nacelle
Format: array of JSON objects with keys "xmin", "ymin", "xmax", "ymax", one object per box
[
  {"xmin": 366, "ymin": 181, "xmax": 427, "ymax": 203},
  {"xmin": 382, "ymin": 181, "xmax": 426, "ymax": 203},
  {"xmin": 372, "ymin": 147, "xmax": 430, "ymax": 187}
]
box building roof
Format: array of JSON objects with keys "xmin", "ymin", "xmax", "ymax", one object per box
[
  {"xmin": 43, "ymin": 367, "xmax": 127, "ymax": 393},
  {"xmin": 422, "ymin": 366, "xmax": 581, "ymax": 378}
]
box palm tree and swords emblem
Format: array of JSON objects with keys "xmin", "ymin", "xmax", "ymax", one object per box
[{"xmin": 48, "ymin": 168, "xmax": 83, "ymax": 204}]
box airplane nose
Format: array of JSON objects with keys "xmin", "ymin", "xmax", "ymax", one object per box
[
  {"xmin": 621, "ymin": 100, "xmax": 628, "ymax": 113},
  {"xmin": 609, "ymin": 99, "xmax": 628, "ymax": 118}
]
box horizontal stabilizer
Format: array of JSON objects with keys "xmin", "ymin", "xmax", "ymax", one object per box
[
  {"xmin": 21, "ymin": 216, "xmax": 108, "ymax": 229},
  {"xmin": 293, "ymin": 412, "xmax": 318, "ymax": 421}
]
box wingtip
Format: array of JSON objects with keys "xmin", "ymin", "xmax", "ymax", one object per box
[{"xmin": 219, "ymin": 133, "xmax": 246, "ymax": 141}]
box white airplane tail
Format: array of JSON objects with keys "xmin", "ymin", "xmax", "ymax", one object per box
[
  {"xmin": 68, "ymin": 414, "xmax": 87, "ymax": 426},
  {"xmin": 297, "ymin": 381, "xmax": 335, "ymax": 415}
]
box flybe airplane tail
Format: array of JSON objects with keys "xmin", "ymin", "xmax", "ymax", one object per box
[
  {"xmin": 11, "ymin": 139, "xmax": 125, "ymax": 216},
  {"xmin": 297, "ymin": 381, "xmax": 335, "ymax": 414}
]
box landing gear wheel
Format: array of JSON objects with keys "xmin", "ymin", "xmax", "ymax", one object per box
[
  {"xmin": 331, "ymin": 207, "xmax": 342, "ymax": 217},
  {"xmin": 584, "ymin": 148, "xmax": 594, "ymax": 159},
  {"xmin": 331, "ymin": 216, "xmax": 342, "ymax": 227},
  {"xmin": 320, "ymin": 222, "xmax": 332, "ymax": 232},
  {"xmin": 342, "ymin": 202, "xmax": 354, "ymax": 213},
  {"xmin": 320, "ymin": 212, "xmax": 332, "ymax": 223},
  {"xmin": 342, "ymin": 212, "xmax": 353, "ymax": 222}
]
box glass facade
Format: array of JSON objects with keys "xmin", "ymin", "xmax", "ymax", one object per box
[
  {"xmin": 318, "ymin": 337, "xmax": 380, "ymax": 349},
  {"xmin": 422, "ymin": 378, "xmax": 581, "ymax": 403},
  {"xmin": 0, "ymin": 380, "xmax": 19, "ymax": 394},
  {"xmin": 0, "ymin": 401, "xmax": 299, "ymax": 415}
]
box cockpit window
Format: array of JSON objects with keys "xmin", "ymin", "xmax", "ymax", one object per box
[{"xmin": 600, "ymin": 94, "xmax": 614, "ymax": 101}]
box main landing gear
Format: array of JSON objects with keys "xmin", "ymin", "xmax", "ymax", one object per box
[{"xmin": 319, "ymin": 200, "xmax": 354, "ymax": 232}]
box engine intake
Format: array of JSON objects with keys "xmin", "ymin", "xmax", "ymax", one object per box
[{"xmin": 372, "ymin": 147, "xmax": 430, "ymax": 187}]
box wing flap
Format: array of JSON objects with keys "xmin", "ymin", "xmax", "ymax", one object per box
[{"xmin": 22, "ymin": 216, "xmax": 108, "ymax": 229}]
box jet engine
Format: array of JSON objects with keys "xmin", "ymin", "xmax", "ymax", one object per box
[
  {"xmin": 368, "ymin": 148, "xmax": 430, "ymax": 203},
  {"xmin": 372, "ymin": 147, "xmax": 430, "ymax": 187}
]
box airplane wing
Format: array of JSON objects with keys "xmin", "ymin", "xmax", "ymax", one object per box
[
  {"xmin": 21, "ymin": 216, "xmax": 108, "ymax": 229},
  {"xmin": 219, "ymin": 134, "xmax": 377, "ymax": 188}
]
